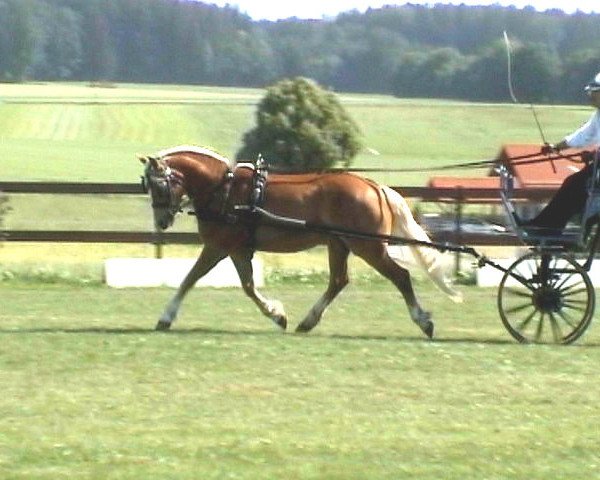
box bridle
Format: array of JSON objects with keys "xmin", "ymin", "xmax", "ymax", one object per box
[
  {"xmin": 141, "ymin": 165, "xmax": 185, "ymax": 216},
  {"xmin": 141, "ymin": 159, "xmax": 237, "ymax": 223}
]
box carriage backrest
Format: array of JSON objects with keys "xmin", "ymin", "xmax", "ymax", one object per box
[{"xmin": 583, "ymin": 150, "xmax": 600, "ymax": 223}]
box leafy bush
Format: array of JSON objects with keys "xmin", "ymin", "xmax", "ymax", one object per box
[{"xmin": 236, "ymin": 77, "xmax": 362, "ymax": 170}]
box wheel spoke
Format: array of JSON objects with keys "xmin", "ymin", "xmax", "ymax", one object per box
[
  {"xmin": 548, "ymin": 312, "xmax": 563, "ymax": 343},
  {"xmin": 552, "ymin": 270, "xmax": 575, "ymax": 290},
  {"xmin": 505, "ymin": 287, "xmax": 533, "ymax": 299},
  {"xmin": 534, "ymin": 312, "xmax": 545, "ymax": 342},
  {"xmin": 512, "ymin": 272, "xmax": 540, "ymax": 292},
  {"xmin": 505, "ymin": 301, "xmax": 533, "ymax": 315},
  {"xmin": 555, "ymin": 308, "xmax": 577, "ymax": 329},
  {"xmin": 517, "ymin": 308, "xmax": 538, "ymax": 333},
  {"xmin": 560, "ymin": 286, "xmax": 590, "ymax": 297},
  {"xmin": 562, "ymin": 298, "xmax": 589, "ymax": 307},
  {"xmin": 548, "ymin": 257, "xmax": 561, "ymax": 286}
]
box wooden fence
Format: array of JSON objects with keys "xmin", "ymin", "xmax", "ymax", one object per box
[{"xmin": 0, "ymin": 181, "xmax": 557, "ymax": 252}]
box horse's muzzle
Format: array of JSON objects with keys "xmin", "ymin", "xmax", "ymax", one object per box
[{"xmin": 156, "ymin": 215, "xmax": 174, "ymax": 231}]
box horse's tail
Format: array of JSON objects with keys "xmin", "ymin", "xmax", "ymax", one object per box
[{"xmin": 382, "ymin": 186, "xmax": 463, "ymax": 303}]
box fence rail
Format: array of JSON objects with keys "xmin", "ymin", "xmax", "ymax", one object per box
[
  {"xmin": 3, "ymin": 230, "xmax": 198, "ymax": 244},
  {"xmin": 0, "ymin": 182, "xmax": 141, "ymax": 195},
  {"xmin": 0, "ymin": 181, "xmax": 557, "ymax": 248},
  {"xmin": 0, "ymin": 181, "xmax": 557, "ymax": 200}
]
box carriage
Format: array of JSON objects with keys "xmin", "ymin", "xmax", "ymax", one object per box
[
  {"xmin": 492, "ymin": 150, "xmax": 600, "ymax": 344},
  {"xmin": 141, "ymin": 146, "xmax": 600, "ymax": 345}
]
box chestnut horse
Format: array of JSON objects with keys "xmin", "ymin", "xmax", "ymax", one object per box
[{"xmin": 140, "ymin": 146, "xmax": 462, "ymax": 337}]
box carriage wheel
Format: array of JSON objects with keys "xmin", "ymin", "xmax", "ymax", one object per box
[{"xmin": 497, "ymin": 251, "xmax": 595, "ymax": 344}]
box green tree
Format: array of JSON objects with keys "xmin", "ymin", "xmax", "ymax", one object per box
[
  {"xmin": 392, "ymin": 47, "xmax": 470, "ymax": 99},
  {"xmin": 236, "ymin": 77, "xmax": 362, "ymax": 170},
  {"xmin": 463, "ymin": 40, "xmax": 511, "ymax": 101},
  {"xmin": 511, "ymin": 42, "xmax": 561, "ymax": 103},
  {"xmin": 79, "ymin": 0, "xmax": 117, "ymax": 81},
  {"xmin": 561, "ymin": 49, "xmax": 600, "ymax": 104},
  {"xmin": 0, "ymin": 0, "xmax": 34, "ymax": 81},
  {"xmin": 29, "ymin": 4, "xmax": 83, "ymax": 80},
  {"xmin": 333, "ymin": 25, "xmax": 408, "ymax": 93},
  {"xmin": 392, "ymin": 51, "xmax": 429, "ymax": 98}
]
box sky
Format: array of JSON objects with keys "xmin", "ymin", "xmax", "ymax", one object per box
[{"xmin": 209, "ymin": 1, "xmax": 599, "ymax": 20}]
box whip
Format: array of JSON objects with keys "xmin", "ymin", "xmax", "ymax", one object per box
[{"xmin": 503, "ymin": 30, "xmax": 549, "ymax": 146}]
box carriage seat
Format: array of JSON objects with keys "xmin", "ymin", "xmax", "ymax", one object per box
[
  {"xmin": 498, "ymin": 163, "xmax": 593, "ymax": 248},
  {"xmin": 518, "ymin": 225, "xmax": 583, "ymax": 248}
]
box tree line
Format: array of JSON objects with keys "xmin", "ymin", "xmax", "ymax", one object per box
[{"xmin": 1, "ymin": 0, "xmax": 600, "ymax": 103}]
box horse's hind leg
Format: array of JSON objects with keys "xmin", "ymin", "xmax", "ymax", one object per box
[
  {"xmin": 296, "ymin": 239, "xmax": 350, "ymax": 333},
  {"xmin": 230, "ymin": 251, "xmax": 287, "ymax": 330},
  {"xmin": 357, "ymin": 243, "xmax": 434, "ymax": 338},
  {"xmin": 156, "ymin": 245, "xmax": 226, "ymax": 330}
]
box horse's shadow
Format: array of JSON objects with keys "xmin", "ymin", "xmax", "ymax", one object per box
[{"xmin": 0, "ymin": 325, "xmax": 598, "ymax": 347}]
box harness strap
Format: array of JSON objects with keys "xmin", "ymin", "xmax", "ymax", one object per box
[
  {"xmin": 194, "ymin": 169, "xmax": 235, "ymax": 222},
  {"xmin": 204, "ymin": 158, "xmax": 268, "ymax": 247},
  {"xmin": 191, "ymin": 161, "xmax": 271, "ymax": 250},
  {"xmin": 250, "ymin": 154, "xmax": 269, "ymax": 210}
]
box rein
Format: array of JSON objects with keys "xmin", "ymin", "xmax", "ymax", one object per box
[
  {"xmin": 235, "ymin": 205, "xmax": 481, "ymax": 258},
  {"xmin": 264, "ymin": 150, "xmax": 589, "ymax": 175}
]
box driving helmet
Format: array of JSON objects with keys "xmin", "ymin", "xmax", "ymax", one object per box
[{"xmin": 584, "ymin": 72, "xmax": 600, "ymax": 93}]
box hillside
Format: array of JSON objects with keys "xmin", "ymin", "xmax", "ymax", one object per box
[{"xmin": 0, "ymin": 83, "xmax": 591, "ymax": 184}]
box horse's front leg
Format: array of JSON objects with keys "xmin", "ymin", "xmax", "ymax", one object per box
[
  {"xmin": 230, "ymin": 251, "xmax": 287, "ymax": 330},
  {"xmin": 156, "ymin": 245, "xmax": 226, "ymax": 330}
]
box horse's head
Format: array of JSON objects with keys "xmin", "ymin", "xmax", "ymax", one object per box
[{"xmin": 140, "ymin": 155, "xmax": 187, "ymax": 230}]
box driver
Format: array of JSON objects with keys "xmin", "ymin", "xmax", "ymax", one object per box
[{"xmin": 520, "ymin": 72, "xmax": 600, "ymax": 231}]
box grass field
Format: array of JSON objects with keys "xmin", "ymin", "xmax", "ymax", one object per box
[{"xmin": 1, "ymin": 280, "xmax": 600, "ymax": 479}]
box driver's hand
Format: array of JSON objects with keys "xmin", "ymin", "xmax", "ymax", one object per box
[{"xmin": 541, "ymin": 143, "xmax": 556, "ymax": 155}]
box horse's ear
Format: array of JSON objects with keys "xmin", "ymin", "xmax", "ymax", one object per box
[
  {"xmin": 138, "ymin": 155, "xmax": 160, "ymax": 169},
  {"xmin": 148, "ymin": 156, "xmax": 160, "ymax": 169}
]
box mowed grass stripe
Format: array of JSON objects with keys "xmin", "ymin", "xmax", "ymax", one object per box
[{"xmin": 1, "ymin": 104, "xmax": 199, "ymax": 145}]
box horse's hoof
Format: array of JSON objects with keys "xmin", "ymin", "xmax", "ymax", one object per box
[
  {"xmin": 155, "ymin": 320, "xmax": 172, "ymax": 331},
  {"xmin": 421, "ymin": 320, "xmax": 434, "ymax": 339},
  {"xmin": 412, "ymin": 309, "xmax": 433, "ymax": 339},
  {"xmin": 273, "ymin": 315, "xmax": 287, "ymax": 330},
  {"xmin": 295, "ymin": 322, "xmax": 314, "ymax": 333}
]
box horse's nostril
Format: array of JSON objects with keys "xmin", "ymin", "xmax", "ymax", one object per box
[{"xmin": 157, "ymin": 219, "xmax": 168, "ymax": 230}]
